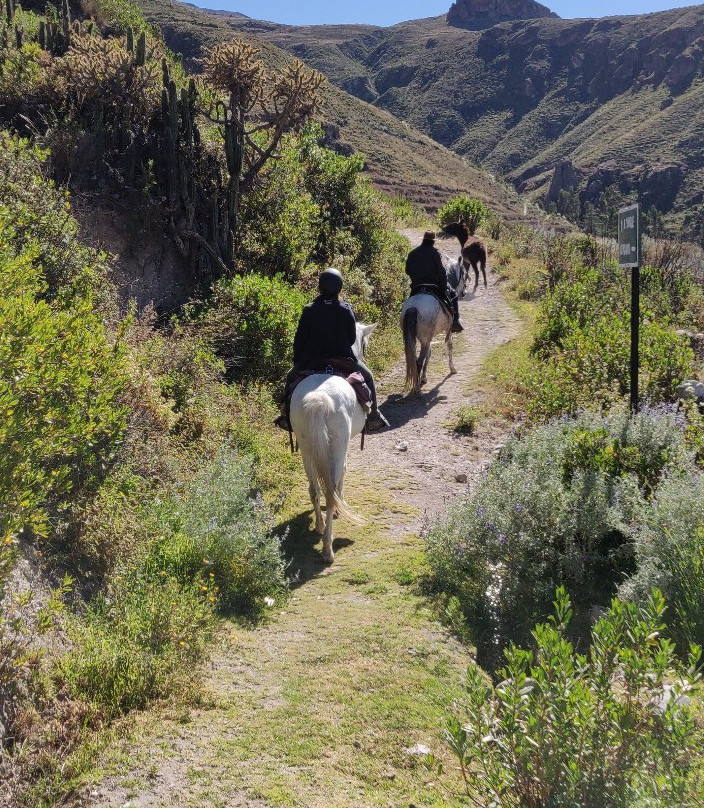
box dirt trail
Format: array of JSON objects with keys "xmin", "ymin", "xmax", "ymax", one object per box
[{"xmin": 79, "ymin": 233, "xmax": 522, "ymax": 808}]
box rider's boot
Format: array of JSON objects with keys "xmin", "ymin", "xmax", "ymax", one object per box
[
  {"xmin": 366, "ymin": 406, "xmax": 389, "ymax": 431},
  {"xmin": 451, "ymin": 298, "xmax": 464, "ymax": 333}
]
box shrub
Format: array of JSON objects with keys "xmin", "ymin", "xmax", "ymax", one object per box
[
  {"xmin": 527, "ymin": 262, "xmax": 695, "ymax": 419},
  {"xmin": 60, "ymin": 572, "xmax": 214, "ymax": 717},
  {"xmin": 436, "ymin": 194, "xmax": 488, "ymax": 235},
  {"xmin": 0, "ymin": 134, "xmax": 111, "ymax": 300},
  {"xmin": 0, "ymin": 217, "xmax": 127, "ymax": 540},
  {"xmin": 621, "ymin": 472, "xmax": 704, "ymax": 652},
  {"xmin": 196, "ymin": 273, "xmax": 305, "ymax": 385},
  {"xmin": 449, "ymin": 405, "xmax": 480, "ymax": 436},
  {"xmin": 147, "ymin": 450, "xmax": 287, "ymax": 617},
  {"xmin": 425, "ymin": 408, "xmax": 690, "ymax": 663},
  {"xmin": 437, "ymin": 588, "xmax": 702, "ymax": 808}
]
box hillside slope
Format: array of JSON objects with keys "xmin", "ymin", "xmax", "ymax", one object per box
[
  {"xmin": 184, "ymin": 0, "xmax": 704, "ymax": 235},
  {"xmin": 137, "ymin": 0, "xmax": 528, "ymax": 218}
]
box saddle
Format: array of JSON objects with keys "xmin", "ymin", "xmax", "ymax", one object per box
[
  {"xmin": 287, "ymin": 359, "xmax": 372, "ymax": 413},
  {"xmin": 410, "ymin": 284, "xmax": 453, "ymax": 316}
]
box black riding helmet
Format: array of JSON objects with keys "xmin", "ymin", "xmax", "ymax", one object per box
[{"xmin": 318, "ymin": 267, "xmax": 343, "ymax": 298}]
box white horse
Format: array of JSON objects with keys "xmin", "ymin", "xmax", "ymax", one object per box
[
  {"xmin": 289, "ymin": 323, "xmax": 375, "ymax": 564},
  {"xmin": 401, "ymin": 257, "xmax": 465, "ymax": 395}
]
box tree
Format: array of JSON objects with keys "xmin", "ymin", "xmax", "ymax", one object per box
[
  {"xmin": 437, "ymin": 194, "xmax": 488, "ymax": 235},
  {"xmin": 203, "ymin": 40, "xmax": 325, "ymax": 266}
]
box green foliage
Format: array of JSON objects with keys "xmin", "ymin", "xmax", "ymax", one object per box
[
  {"xmin": 437, "ymin": 588, "xmax": 702, "ymax": 808},
  {"xmin": 621, "ymin": 472, "xmax": 704, "ymax": 652},
  {"xmin": 0, "ymin": 134, "xmax": 110, "ymax": 299},
  {"xmin": 83, "ymin": 0, "xmax": 151, "ymax": 34},
  {"xmin": 449, "ymin": 405, "xmax": 480, "ymax": 436},
  {"xmin": 0, "ymin": 41, "xmax": 47, "ymax": 102},
  {"xmin": 197, "ymin": 273, "xmax": 305, "ymax": 385},
  {"xmin": 239, "ymin": 125, "xmax": 407, "ymax": 325},
  {"xmin": 60, "ymin": 571, "xmax": 214, "ymax": 717},
  {"xmin": 0, "ymin": 215, "xmax": 127, "ymax": 540},
  {"xmin": 527, "ymin": 263, "xmax": 694, "ymax": 419},
  {"xmin": 147, "ymin": 450, "xmax": 287, "ymax": 617},
  {"xmin": 436, "ymin": 194, "xmax": 488, "ymax": 235},
  {"xmin": 425, "ymin": 407, "xmax": 691, "ymax": 663}
]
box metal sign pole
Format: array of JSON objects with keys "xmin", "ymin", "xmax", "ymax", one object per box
[
  {"xmin": 630, "ymin": 264, "xmax": 640, "ymax": 413},
  {"xmin": 618, "ymin": 203, "xmax": 641, "ymax": 413}
]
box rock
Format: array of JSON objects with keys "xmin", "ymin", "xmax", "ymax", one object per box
[
  {"xmin": 455, "ymin": 473, "xmax": 469, "ymax": 484},
  {"xmin": 546, "ymin": 159, "xmax": 579, "ymax": 202},
  {"xmin": 675, "ymin": 379, "xmax": 704, "ymax": 402},
  {"xmin": 395, "ymin": 441, "xmax": 409, "ymax": 452},
  {"xmin": 405, "ymin": 743, "xmax": 432, "ymax": 756},
  {"xmin": 447, "ymin": 0, "xmax": 558, "ymax": 30}
]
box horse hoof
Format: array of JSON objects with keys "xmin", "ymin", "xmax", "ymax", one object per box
[
  {"xmin": 322, "ymin": 550, "xmax": 334, "ymax": 564},
  {"xmin": 315, "ymin": 524, "xmax": 325, "ymax": 536},
  {"xmin": 450, "ymin": 368, "xmax": 458, "ymax": 375}
]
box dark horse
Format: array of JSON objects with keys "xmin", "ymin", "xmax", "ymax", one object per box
[{"xmin": 442, "ymin": 219, "xmax": 488, "ymax": 292}]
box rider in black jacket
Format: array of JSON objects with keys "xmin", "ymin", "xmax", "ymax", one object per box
[
  {"xmin": 275, "ymin": 268, "xmax": 389, "ymax": 431},
  {"xmin": 405, "ymin": 231, "xmax": 463, "ymax": 332}
]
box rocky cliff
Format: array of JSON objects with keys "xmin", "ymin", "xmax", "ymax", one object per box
[{"xmin": 447, "ymin": 0, "xmax": 558, "ymax": 29}]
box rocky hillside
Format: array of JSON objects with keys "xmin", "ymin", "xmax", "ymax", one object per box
[
  {"xmin": 136, "ymin": 0, "xmax": 527, "ymax": 219},
  {"xmin": 177, "ymin": 0, "xmax": 704, "ymax": 237}
]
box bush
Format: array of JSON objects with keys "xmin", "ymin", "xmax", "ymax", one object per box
[
  {"xmin": 0, "ymin": 216, "xmax": 127, "ymax": 540},
  {"xmin": 425, "ymin": 407, "xmax": 691, "ymax": 663},
  {"xmin": 449, "ymin": 405, "xmax": 480, "ymax": 435},
  {"xmin": 60, "ymin": 572, "xmax": 214, "ymax": 717},
  {"xmin": 527, "ymin": 263, "xmax": 694, "ymax": 419},
  {"xmin": 436, "ymin": 194, "xmax": 488, "ymax": 235},
  {"xmin": 621, "ymin": 472, "xmax": 704, "ymax": 652},
  {"xmin": 196, "ymin": 273, "xmax": 305, "ymax": 385},
  {"xmin": 147, "ymin": 450, "xmax": 287, "ymax": 617},
  {"xmin": 437, "ymin": 588, "xmax": 702, "ymax": 808},
  {"xmin": 0, "ymin": 134, "xmax": 111, "ymax": 300}
]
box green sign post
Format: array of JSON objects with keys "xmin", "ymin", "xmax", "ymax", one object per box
[{"xmin": 618, "ymin": 203, "xmax": 641, "ymax": 412}]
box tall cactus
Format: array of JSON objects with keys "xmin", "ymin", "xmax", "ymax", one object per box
[
  {"xmin": 4, "ymin": 0, "xmax": 13, "ymax": 25},
  {"xmin": 135, "ymin": 31, "xmax": 146, "ymax": 66},
  {"xmin": 126, "ymin": 26, "xmax": 134, "ymax": 55}
]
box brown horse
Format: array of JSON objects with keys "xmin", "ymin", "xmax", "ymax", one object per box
[{"xmin": 441, "ymin": 219, "xmax": 488, "ymax": 292}]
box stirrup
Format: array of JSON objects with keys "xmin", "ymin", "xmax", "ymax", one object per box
[
  {"xmin": 366, "ymin": 411, "xmax": 389, "ymax": 431},
  {"xmin": 451, "ymin": 320, "xmax": 464, "ymax": 334}
]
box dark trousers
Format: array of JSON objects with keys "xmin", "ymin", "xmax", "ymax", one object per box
[{"xmin": 284, "ymin": 360, "xmax": 379, "ymax": 413}]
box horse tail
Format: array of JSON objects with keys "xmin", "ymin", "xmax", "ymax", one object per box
[
  {"xmin": 403, "ymin": 307, "xmax": 419, "ymax": 393},
  {"xmin": 303, "ymin": 394, "xmax": 363, "ymax": 525}
]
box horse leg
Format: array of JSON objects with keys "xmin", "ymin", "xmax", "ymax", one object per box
[
  {"xmin": 302, "ymin": 454, "xmax": 325, "ymax": 535},
  {"xmin": 322, "ymin": 491, "xmax": 335, "ymax": 563},
  {"xmin": 308, "ymin": 480, "xmax": 325, "ymax": 535},
  {"xmin": 472, "ymin": 262, "xmax": 479, "ymax": 293},
  {"xmin": 446, "ymin": 331, "xmax": 457, "ymax": 375},
  {"xmin": 481, "ymin": 260, "xmax": 488, "ymax": 288},
  {"xmin": 419, "ymin": 343, "xmax": 431, "ymax": 387},
  {"xmin": 333, "ymin": 466, "xmax": 346, "ymax": 519}
]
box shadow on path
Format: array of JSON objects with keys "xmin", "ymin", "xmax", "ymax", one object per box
[
  {"xmin": 380, "ymin": 374, "xmax": 454, "ymax": 431},
  {"xmin": 276, "ymin": 509, "xmax": 355, "ymax": 588}
]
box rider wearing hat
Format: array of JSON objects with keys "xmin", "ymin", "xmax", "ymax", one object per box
[
  {"xmin": 275, "ymin": 268, "xmax": 390, "ymax": 432},
  {"xmin": 405, "ymin": 231, "xmax": 463, "ymax": 333}
]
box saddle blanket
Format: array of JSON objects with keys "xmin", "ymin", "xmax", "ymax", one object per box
[{"xmin": 291, "ymin": 369, "xmax": 372, "ymax": 413}]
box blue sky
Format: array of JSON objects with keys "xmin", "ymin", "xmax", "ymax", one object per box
[{"xmin": 186, "ymin": 1, "xmax": 698, "ymax": 26}]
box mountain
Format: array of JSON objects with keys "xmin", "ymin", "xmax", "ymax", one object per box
[
  {"xmin": 138, "ymin": 0, "xmax": 527, "ymax": 220},
  {"xmin": 161, "ymin": 0, "xmax": 704, "ymax": 236},
  {"xmin": 447, "ymin": 0, "xmax": 558, "ymax": 29}
]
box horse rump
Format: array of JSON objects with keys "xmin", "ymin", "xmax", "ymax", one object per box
[
  {"xmin": 300, "ymin": 393, "xmax": 362, "ymax": 525},
  {"xmin": 403, "ymin": 307, "xmax": 419, "ymax": 393}
]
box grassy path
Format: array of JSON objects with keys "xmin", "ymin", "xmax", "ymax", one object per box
[{"xmin": 77, "ymin": 234, "xmax": 522, "ymax": 808}]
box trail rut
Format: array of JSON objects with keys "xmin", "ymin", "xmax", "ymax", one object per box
[{"xmin": 78, "ymin": 232, "xmax": 522, "ymax": 808}]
